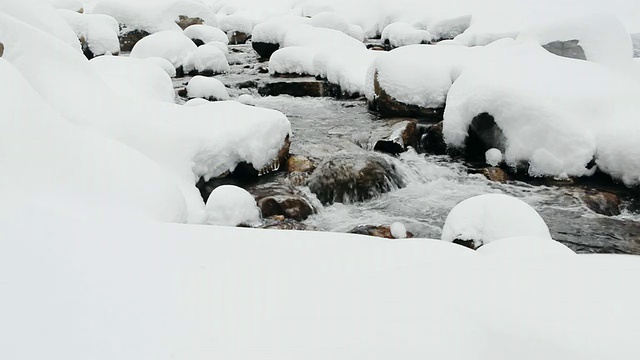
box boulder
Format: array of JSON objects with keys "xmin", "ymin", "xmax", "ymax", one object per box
[
  {"xmin": 229, "ymin": 31, "xmax": 249, "ymax": 45},
  {"xmin": 371, "ymin": 71, "xmax": 444, "ymax": 119},
  {"xmin": 580, "ymin": 189, "xmax": 621, "ymax": 216},
  {"xmin": 420, "ymin": 121, "xmax": 447, "ymax": 155},
  {"xmin": 0, "ymin": 42, "xmax": 4, "ymax": 57},
  {"xmin": 258, "ymin": 195, "xmax": 315, "ymax": 221},
  {"xmin": 349, "ymin": 225, "xmax": 414, "ymax": 239},
  {"xmin": 258, "ymin": 78, "xmax": 330, "ymax": 97},
  {"xmin": 252, "ymin": 41, "xmax": 279, "ymax": 59},
  {"xmin": 287, "ymin": 155, "xmax": 316, "ymax": 173},
  {"xmin": 481, "ymin": 167, "xmax": 512, "ymax": 183},
  {"xmin": 176, "ymin": 15, "xmax": 203, "ymax": 30},
  {"xmin": 308, "ymin": 153, "xmax": 404, "ymax": 204},
  {"xmin": 370, "ymin": 119, "xmax": 419, "ymax": 155},
  {"xmin": 543, "ymin": 39, "xmax": 587, "ymax": 60},
  {"xmin": 119, "ymin": 28, "xmax": 149, "ymax": 52}
]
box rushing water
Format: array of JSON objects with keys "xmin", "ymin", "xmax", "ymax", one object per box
[{"xmin": 178, "ymin": 43, "xmax": 640, "ymax": 255}]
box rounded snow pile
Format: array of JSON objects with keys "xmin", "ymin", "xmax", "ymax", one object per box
[
  {"xmin": 269, "ymin": 46, "xmax": 315, "ymax": 75},
  {"xmin": 442, "ymin": 194, "xmax": 551, "ymax": 249},
  {"xmin": 130, "ymin": 30, "xmax": 197, "ymax": 68},
  {"xmin": 477, "ymin": 236, "xmax": 575, "ymax": 257},
  {"xmin": 382, "ymin": 22, "xmax": 432, "ymax": 49},
  {"xmin": 184, "ymin": 43, "xmax": 229, "ymax": 74},
  {"xmin": 186, "ymin": 76, "xmax": 229, "ymax": 101},
  {"xmin": 57, "ymin": 10, "xmax": 120, "ymax": 57},
  {"xmin": 183, "ymin": 24, "xmax": 229, "ymax": 45},
  {"xmin": 205, "ymin": 185, "xmax": 261, "ymax": 226}
]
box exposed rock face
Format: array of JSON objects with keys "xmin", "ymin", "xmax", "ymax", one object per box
[
  {"xmin": 287, "ymin": 155, "xmax": 316, "ymax": 173},
  {"xmin": 258, "ymin": 195, "xmax": 315, "ymax": 221},
  {"xmin": 229, "ymin": 31, "xmax": 249, "ymax": 45},
  {"xmin": 481, "ymin": 167, "xmax": 512, "ymax": 183},
  {"xmin": 371, "ymin": 119, "xmax": 419, "ymax": 155},
  {"xmin": 370, "ymin": 71, "xmax": 444, "ymax": 119},
  {"xmin": 580, "ymin": 189, "xmax": 622, "ymax": 216},
  {"xmin": 349, "ymin": 225, "xmax": 414, "ymax": 239},
  {"xmin": 0, "ymin": 42, "xmax": 4, "ymax": 57},
  {"xmin": 464, "ymin": 113, "xmax": 506, "ymax": 161},
  {"xmin": 252, "ymin": 41, "xmax": 279, "ymax": 59},
  {"xmin": 308, "ymin": 153, "xmax": 404, "ymax": 204},
  {"xmin": 420, "ymin": 121, "xmax": 447, "ymax": 155},
  {"xmin": 543, "ymin": 40, "xmax": 587, "ymax": 60},
  {"xmin": 258, "ymin": 78, "xmax": 331, "ymax": 97},
  {"xmin": 176, "ymin": 15, "xmax": 203, "ymax": 30},
  {"xmin": 119, "ymin": 27, "xmax": 150, "ymax": 52}
]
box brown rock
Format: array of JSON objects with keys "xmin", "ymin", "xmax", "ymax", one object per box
[
  {"xmin": 229, "ymin": 31, "xmax": 249, "ymax": 45},
  {"xmin": 258, "ymin": 195, "xmax": 315, "ymax": 221},
  {"xmin": 420, "ymin": 121, "xmax": 447, "ymax": 155},
  {"xmin": 349, "ymin": 225, "xmax": 414, "ymax": 239},
  {"xmin": 580, "ymin": 190, "xmax": 621, "ymax": 216},
  {"xmin": 0, "ymin": 42, "xmax": 4, "ymax": 57},
  {"xmin": 370, "ymin": 70, "xmax": 444, "ymax": 119},
  {"xmin": 481, "ymin": 167, "xmax": 512, "ymax": 183},
  {"xmin": 371, "ymin": 119, "xmax": 419, "ymax": 154},
  {"xmin": 287, "ymin": 155, "xmax": 316, "ymax": 173},
  {"xmin": 176, "ymin": 15, "xmax": 203, "ymax": 30}
]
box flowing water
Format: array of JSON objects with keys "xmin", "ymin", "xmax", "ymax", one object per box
[{"xmin": 177, "ymin": 43, "xmax": 640, "ymax": 254}]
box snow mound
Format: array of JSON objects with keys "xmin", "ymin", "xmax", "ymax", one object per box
[
  {"xmin": 183, "ymin": 97, "xmax": 211, "ymax": 107},
  {"xmin": 442, "ymin": 194, "xmax": 551, "ymax": 248},
  {"xmin": 204, "ymin": 185, "xmax": 261, "ymax": 226},
  {"xmin": 382, "ymin": 22, "xmax": 432, "ymax": 48},
  {"xmin": 186, "ymin": 76, "xmax": 230, "ymax": 101},
  {"xmin": 237, "ymin": 94, "xmax": 255, "ymax": 105},
  {"xmin": 205, "ymin": 41, "xmax": 229, "ymax": 59},
  {"xmin": 129, "ymin": 30, "xmax": 197, "ymax": 68},
  {"xmin": 308, "ymin": 11, "xmax": 362, "ymax": 40},
  {"xmin": 477, "ymin": 236, "xmax": 576, "ymax": 257},
  {"xmin": 252, "ymin": 16, "xmax": 306, "ymax": 45},
  {"xmin": 183, "ymin": 24, "xmax": 229, "ymax": 45},
  {"xmin": 184, "ymin": 43, "xmax": 230, "ymax": 74},
  {"xmin": 428, "ymin": 15, "xmax": 472, "ymax": 41},
  {"xmin": 485, "ymin": 148, "xmax": 503, "ymax": 166},
  {"xmin": 218, "ymin": 13, "xmax": 254, "ymax": 35},
  {"xmin": 89, "ymin": 55, "xmax": 175, "ymax": 103},
  {"xmin": 142, "ymin": 56, "xmax": 177, "ymax": 77},
  {"xmin": 390, "ymin": 222, "xmax": 408, "ymax": 239},
  {"xmin": 57, "ymin": 9, "xmax": 120, "ymax": 56},
  {"xmin": 269, "ymin": 46, "xmax": 315, "ymax": 75}
]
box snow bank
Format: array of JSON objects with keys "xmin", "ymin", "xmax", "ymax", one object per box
[
  {"xmin": 129, "ymin": 30, "xmax": 197, "ymax": 68},
  {"xmin": 442, "ymin": 194, "xmax": 552, "ymax": 248},
  {"xmin": 183, "ymin": 24, "xmax": 229, "ymax": 45},
  {"xmin": 477, "ymin": 236, "xmax": 576, "ymax": 257},
  {"xmin": 57, "ymin": 9, "xmax": 120, "ymax": 56},
  {"xmin": 89, "ymin": 55, "xmax": 175, "ymax": 102},
  {"xmin": 186, "ymin": 76, "xmax": 230, "ymax": 101},
  {"xmin": 204, "ymin": 185, "xmax": 261, "ymax": 226},
  {"xmin": 382, "ymin": 22, "xmax": 432, "ymax": 48},
  {"xmin": 184, "ymin": 43, "xmax": 230, "ymax": 74},
  {"xmin": 48, "ymin": 0, "xmax": 84, "ymax": 12}
]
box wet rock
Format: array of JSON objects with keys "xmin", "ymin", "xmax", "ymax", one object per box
[
  {"xmin": 453, "ymin": 238, "xmax": 478, "ymax": 250},
  {"xmin": 0, "ymin": 42, "xmax": 4, "ymax": 57},
  {"xmin": 119, "ymin": 27, "xmax": 150, "ymax": 52},
  {"xmin": 252, "ymin": 41, "xmax": 279, "ymax": 59},
  {"xmin": 308, "ymin": 153, "xmax": 404, "ymax": 204},
  {"xmin": 287, "ymin": 155, "xmax": 316, "ymax": 173},
  {"xmin": 287, "ymin": 172, "xmax": 309, "ymax": 186},
  {"xmin": 580, "ymin": 189, "xmax": 621, "ymax": 216},
  {"xmin": 370, "ymin": 70, "xmax": 444, "ymax": 119},
  {"xmin": 258, "ymin": 78, "xmax": 330, "ymax": 97},
  {"xmin": 349, "ymin": 225, "xmax": 414, "ymax": 239},
  {"xmin": 234, "ymin": 79, "xmax": 259, "ymax": 89},
  {"xmin": 464, "ymin": 113, "xmax": 506, "ymax": 161},
  {"xmin": 258, "ymin": 195, "xmax": 315, "ymax": 221},
  {"xmin": 543, "ymin": 39, "xmax": 586, "ymax": 60},
  {"xmin": 420, "ymin": 121, "xmax": 447, "ymax": 155},
  {"xmin": 258, "ymin": 217, "xmax": 313, "ymax": 231},
  {"xmin": 229, "ymin": 31, "xmax": 249, "ymax": 45},
  {"xmin": 371, "ymin": 119, "xmax": 419, "ymax": 155},
  {"xmin": 481, "ymin": 167, "xmax": 512, "ymax": 183},
  {"xmin": 176, "ymin": 15, "xmax": 203, "ymax": 30}
]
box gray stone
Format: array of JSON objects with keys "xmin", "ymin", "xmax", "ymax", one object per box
[
  {"xmin": 543, "ymin": 39, "xmax": 586, "ymax": 60},
  {"xmin": 0, "ymin": 42, "xmax": 4, "ymax": 57}
]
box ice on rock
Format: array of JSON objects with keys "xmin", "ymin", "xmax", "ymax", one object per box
[
  {"xmin": 382, "ymin": 22, "xmax": 433, "ymax": 48},
  {"xmin": 485, "ymin": 148, "xmax": 503, "ymax": 167},
  {"xmin": 89, "ymin": 55, "xmax": 176, "ymax": 103},
  {"xmin": 184, "ymin": 43, "xmax": 230, "ymax": 74},
  {"xmin": 390, "ymin": 222, "xmax": 408, "ymax": 239},
  {"xmin": 183, "ymin": 24, "xmax": 229, "ymax": 45},
  {"xmin": 186, "ymin": 76, "xmax": 230, "ymax": 101},
  {"xmin": 442, "ymin": 194, "xmax": 552, "ymax": 249},
  {"xmin": 204, "ymin": 185, "xmax": 261, "ymax": 226},
  {"xmin": 130, "ymin": 30, "xmax": 197, "ymax": 69}
]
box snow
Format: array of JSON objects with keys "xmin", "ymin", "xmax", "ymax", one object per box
[
  {"xmin": 184, "ymin": 43, "xmax": 230, "ymax": 74},
  {"xmin": 129, "ymin": 30, "xmax": 197, "ymax": 68},
  {"xmin": 183, "ymin": 97, "xmax": 211, "ymax": 106},
  {"xmin": 204, "ymin": 185, "xmax": 261, "ymax": 226},
  {"xmin": 218, "ymin": 13, "xmax": 254, "ymax": 35},
  {"xmin": 186, "ymin": 75, "xmax": 230, "ymax": 101},
  {"xmin": 48, "ymin": 0, "xmax": 84, "ymax": 12},
  {"xmin": 89, "ymin": 55, "xmax": 175, "ymax": 102},
  {"xmin": 252, "ymin": 15, "xmax": 306, "ymax": 45},
  {"xmin": 477, "ymin": 236, "xmax": 576, "ymax": 257},
  {"xmin": 390, "ymin": 222, "xmax": 407, "ymax": 239},
  {"xmin": 143, "ymin": 56, "xmax": 177, "ymax": 77},
  {"xmin": 58, "ymin": 9, "xmax": 121, "ymax": 56},
  {"xmin": 237, "ymin": 93, "xmax": 255, "ymax": 105},
  {"xmin": 382, "ymin": 22, "xmax": 432, "ymax": 48},
  {"xmin": 441, "ymin": 194, "xmax": 552, "ymax": 248},
  {"xmin": 183, "ymin": 24, "xmax": 229, "ymax": 45},
  {"xmin": 269, "ymin": 46, "xmax": 316, "ymax": 75},
  {"xmin": 205, "ymin": 40, "xmax": 229, "ymax": 59},
  {"xmin": 485, "ymin": 148, "xmax": 503, "ymax": 166}
]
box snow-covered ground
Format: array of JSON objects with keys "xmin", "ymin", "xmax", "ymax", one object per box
[{"xmin": 3, "ymin": 0, "xmax": 640, "ymax": 358}]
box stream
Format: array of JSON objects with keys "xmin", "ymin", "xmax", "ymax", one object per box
[{"xmin": 175, "ymin": 43, "xmax": 640, "ymax": 254}]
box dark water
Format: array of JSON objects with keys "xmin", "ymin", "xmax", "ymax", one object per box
[{"xmin": 177, "ymin": 43, "xmax": 640, "ymax": 255}]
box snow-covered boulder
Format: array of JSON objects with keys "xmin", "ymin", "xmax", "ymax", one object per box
[
  {"xmin": 428, "ymin": 15, "xmax": 472, "ymax": 41},
  {"xmin": 142, "ymin": 56, "xmax": 177, "ymax": 77},
  {"xmin": 57, "ymin": 9, "xmax": 120, "ymax": 57},
  {"xmin": 269, "ymin": 46, "xmax": 315, "ymax": 76},
  {"xmin": 308, "ymin": 11, "xmax": 363, "ymax": 41},
  {"xmin": 204, "ymin": 185, "xmax": 261, "ymax": 226},
  {"xmin": 89, "ymin": 56, "xmax": 175, "ymax": 103},
  {"xmin": 186, "ymin": 76, "xmax": 230, "ymax": 101},
  {"xmin": 130, "ymin": 30, "xmax": 197, "ymax": 70},
  {"xmin": 49, "ymin": 0, "xmax": 83, "ymax": 12},
  {"xmin": 183, "ymin": 24, "xmax": 229, "ymax": 46},
  {"xmin": 184, "ymin": 43, "xmax": 230, "ymax": 75},
  {"xmin": 251, "ymin": 16, "xmax": 306, "ymax": 58},
  {"xmin": 442, "ymin": 194, "xmax": 552, "ymax": 249},
  {"xmin": 382, "ymin": 22, "xmax": 432, "ymax": 49},
  {"xmin": 218, "ymin": 13, "xmax": 253, "ymax": 44}
]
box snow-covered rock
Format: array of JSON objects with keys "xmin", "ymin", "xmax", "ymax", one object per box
[
  {"xmin": 442, "ymin": 194, "xmax": 552, "ymax": 249},
  {"xmin": 89, "ymin": 55, "xmax": 175, "ymax": 103},
  {"xmin": 183, "ymin": 24, "xmax": 229, "ymax": 45},
  {"xmin": 186, "ymin": 76, "xmax": 230, "ymax": 101},
  {"xmin": 129, "ymin": 30, "xmax": 197, "ymax": 69},
  {"xmin": 142, "ymin": 56, "xmax": 177, "ymax": 77},
  {"xmin": 382, "ymin": 22, "xmax": 432, "ymax": 49},
  {"xmin": 428, "ymin": 15, "xmax": 472, "ymax": 41},
  {"xmin": 204, "ymin": 185, "xmax": 261, "ymax": 226},
  {"xmin": 485, "ymin": 148, "xmax": 503, "ymax": 167},
  {"xmin": 269, "ymin": 46, "xmax": 315, "ymax": 76},
  {"xmin": 183, "ymin": 97, "xmax": 211, "ymax": 107},
  {"xmin": 184, "ymin": 43, "xmax": 230, "ymax": 74},
  {"xmin": 57, "ymin": 9, "xmax": 120, "ymax": 57},
  {"xmin": 48, "ymin": 0, "xmax": 83, "ymax": 12}
]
